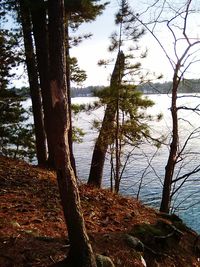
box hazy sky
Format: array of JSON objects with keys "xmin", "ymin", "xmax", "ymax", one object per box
[
  {"xmin": 70, "ymin": 0, "xmax": 200, "ymax": 87},
  {"xmin": 11, "ymin": 0, "xmax": 200, "ymax": 88}
]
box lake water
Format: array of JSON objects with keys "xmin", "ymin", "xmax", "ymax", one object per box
[{"xmin": 72, "ymin": 94, "xmax": 200, "ymax": 233}]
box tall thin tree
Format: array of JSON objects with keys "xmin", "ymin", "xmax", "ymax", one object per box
[
  {"xmin": 48, "ymin": 0, "xmax": 97, "ymax": 265},
  {"xmin": 30, "ymin": 0, "xmax": 55, "ymax": 167},
  {"xmin": 133, "ymin": 0, "xmax": 200, "ymax": 213},
  {"xmin": 64, "ymin": 0, "xmax": 107, "ymax": 175},
  {"xmin": 19, "ymin": 0, "xmax": 47, "ymax": 165},
  {"xmin": 88, "ymin": 0, "xmax": 148, "ymax": 189}
]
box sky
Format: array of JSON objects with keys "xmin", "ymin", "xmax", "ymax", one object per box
[
  {"xmin": 70, "ymin": 0, "xmax": 200, "ymax": 87},
  {"xmin": 10, "ymin": 0, "xmax": 200, "ymax": 88}
]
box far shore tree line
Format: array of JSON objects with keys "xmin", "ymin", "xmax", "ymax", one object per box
[
  {"xmin": 11, "ymin": 78, "xmax": 200, "ymax": 98},
  {"xmin": 1, "ymin": 0, "xmax": 200, "ymax": 266},
  {"xmin": 70, "ymin": 79, "xmax": 200, "ymax": 97}
]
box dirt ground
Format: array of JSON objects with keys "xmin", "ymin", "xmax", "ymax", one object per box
[{"xmin": 0, "ymin": 156, "xmax": 200, "ymax": 266}]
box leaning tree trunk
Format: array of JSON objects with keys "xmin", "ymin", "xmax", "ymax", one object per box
[
  {"xmin": 19, "ymin": 0, "xmax": 47, "ymax": 165},
  {"xmin": 30, "ymin": 0, "xmax": 55, "ymax": 168},
  {"xmin": 160, "ymin": 74, "xmax": 179, "ymax": 213},
  {"xmin": 48, "ymin": 0, "xmax": 97, "ymax": 266},
  {"xmin": 88, "ymin": 51, "xmax": 125, "ymax": 188}
]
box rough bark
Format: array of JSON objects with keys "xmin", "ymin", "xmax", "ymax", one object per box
[
  {"xmin": 19, "ymin": 0, "xmax": 47, "ymax": 165},
  {"xmin": 88, "ymin": 51, "xmax": 125, "ymax": 188},
  {"xmin": 48, "ymin": 0, "xmax": 97, "ymax": 266},
  {"xmin": 30, "ymin": 0, "xmax": 55, "ymax": 168},
  {"xmin": 160, "ymin": 74, "xmax": 179, "ymax": 213}
]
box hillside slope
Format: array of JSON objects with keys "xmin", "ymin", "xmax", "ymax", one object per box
[{"xmin": 0, "ymin": 156, "xmax": 199, "ymax": 266}]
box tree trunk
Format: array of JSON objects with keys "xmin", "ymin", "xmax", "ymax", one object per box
[
  {"xmin": 19, "ymin": 0, "xmax": 47, "ymax": 165},
  {"xmin": 48, "ymin": 1, "xmax": 97, "ymax": 266},
  {"xmin": 65, "ymin": 14, "xmax": 77, "ymax": 177},
  {"xmin": 160, "ymin": 75, "xmax": 179, "ymax": 213},
  {"xmin": 114, "ymin": 67, "xmax": 120, "ymax": 193},
  {"xmin": 88, "ymin": 51, "xmax": 125, "ymax": 187},
  {"xmin": 30, "ymin": 0, "xmax": 55, "ymax": 168}
]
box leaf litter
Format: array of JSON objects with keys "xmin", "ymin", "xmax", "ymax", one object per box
[{"xmin": 0, "ymin": 156, "xmax": 199, "ymax": 266}]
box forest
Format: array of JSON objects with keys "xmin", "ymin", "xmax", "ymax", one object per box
[{"xmin": 1, "ymin": 0, "xmax": 200, "ymax": 266}]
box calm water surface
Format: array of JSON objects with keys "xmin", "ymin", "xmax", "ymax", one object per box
[{"xmin": 72, "ymin": 94, "xmax": 200, "ymax": 233}]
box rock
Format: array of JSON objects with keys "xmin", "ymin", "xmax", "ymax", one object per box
[
  {"xmin": 124, "ymin": 234, "xmax": 144, "ymax": 252},
  {"xmin": 96, "ymin": 254, "xmax": 115, "ymax": 267}
]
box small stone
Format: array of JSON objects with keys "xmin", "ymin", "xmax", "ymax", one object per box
[
  {"xmin": 125, "ymin": 234, "xmax": 144, "ymax": 252},
  {"xmin": 96, "ymin": 254, "xmax": 115, "ymax": 267}
]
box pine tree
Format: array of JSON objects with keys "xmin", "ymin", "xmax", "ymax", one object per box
[
  {"xmin": 0, "ymin": 25, "xmax": 36, "ymax": 161},
  {"xmin": 48, "ymin": 0, "xmax": 97, "ymax": 265},
  {"xmin": 19, "ymin": 0, "xmax": 47, "ymax": 165},
  {"xmin": 0, "ymin": 90, "xmax": 36, "ymax": 161},
  {"xmin": 88, "ymin": 0, "xmax": 159, "ymax": 191}
]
